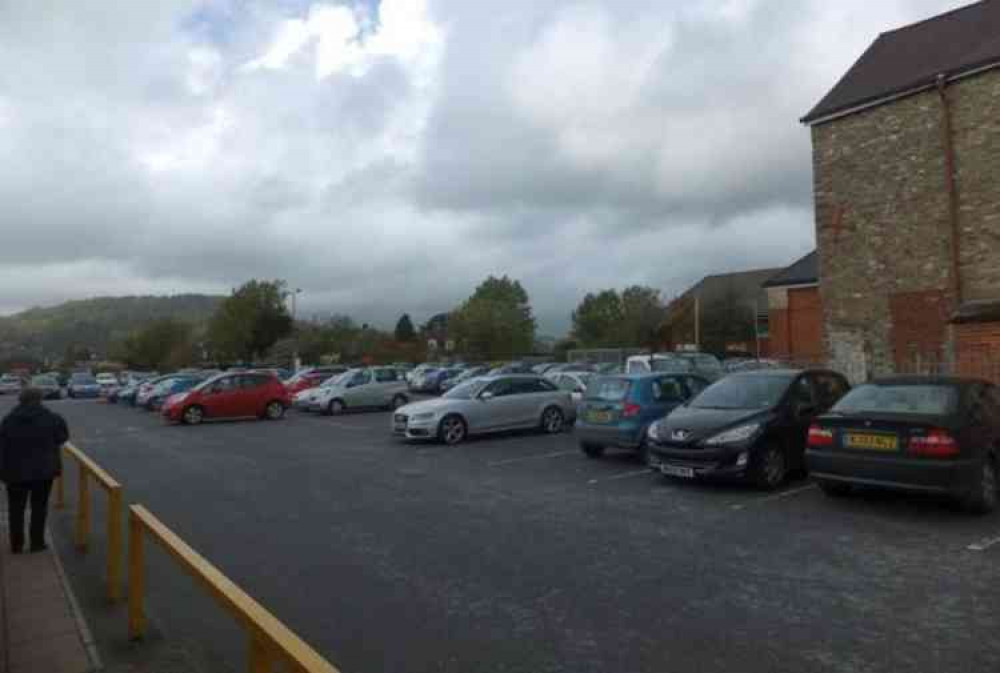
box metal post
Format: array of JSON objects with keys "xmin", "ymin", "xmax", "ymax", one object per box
[
  {"xmin": 75, "ymin": 467, "xmax": 89, "ymax": 551},
  {"xmin": 249, "ymin": 632, "xmax": 273, "ymax": 673},
  {"xmin": 107, "ymin": 486, "xmax": 123, "ymax": 601},
  {"xmin": 128, "ymin": 510, "xmax": 146, "ymax": 640}
]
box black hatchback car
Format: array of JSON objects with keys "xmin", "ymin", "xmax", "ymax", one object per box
[
  {"xmin": 647, "ymin": 369, "xmax": 851, "ymax": 489},
  {"xmin": 806, "ymin": 376, "xmax": 999, "ymax": 513}
]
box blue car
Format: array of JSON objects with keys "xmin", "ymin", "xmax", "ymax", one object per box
[
  {"xmin": 576, "ymin": 373, "xmax": 710, "ymax": 462},
  {"xmin": 67, "ymin": 373, "xmax": 101, "ymax": 399}
]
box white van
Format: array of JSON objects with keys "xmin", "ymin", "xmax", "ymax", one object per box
[{"xmin": 625, "ymin": 353, "xmax": 724, "ymax": 380}]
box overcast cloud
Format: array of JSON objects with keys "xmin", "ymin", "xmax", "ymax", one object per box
[{"xmin": 0, "ymin": 0, "xmax": 968, "ymax": 333}]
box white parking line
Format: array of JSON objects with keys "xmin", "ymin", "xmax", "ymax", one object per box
[
  {"xmin": 489, "ymin": 450, "xmax": 577, "ymax": 467},
  {"xmin": 729, "ymin": 483, "xmax": 817, "ymax": 511},
  {"xmin": 587, "ymin": 468, "xmax": 654, "ymax": 485},
  {"xmin": 967, "ymin": 535, "xmax": 1000, "ymax": 552}
]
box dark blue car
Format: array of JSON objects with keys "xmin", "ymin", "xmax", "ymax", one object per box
[{"xmin": 576, "ymin": 373, "xmax": 710, "ymax": 462}]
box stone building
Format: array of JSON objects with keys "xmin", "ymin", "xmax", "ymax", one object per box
[{"xmin": 802, "ymin": 0, "xmax": 1000, "ymax": 379}]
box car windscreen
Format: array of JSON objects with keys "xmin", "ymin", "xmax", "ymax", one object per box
[
  {"xmin": 444, "ymin": 379, "xmax": 489, "ymax": 400},
  {"xmin": 691, "ymin": 375, "xmax": 792, "ymax": 410},
  {"xmin": 832, "ymin": 384, "xmax": 958, "ymax": 416},
  {"xmin": 321, "ymin": 372, "xmax": 350, "ymax": 387},
  {"xmin": 585, "ymin": 377, "xmax": 631, "ymax": 402}
]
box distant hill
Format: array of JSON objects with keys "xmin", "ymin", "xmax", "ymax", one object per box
[{"xmin": 0, "ymin": 294, "xmax": 224, "ymax": 361}]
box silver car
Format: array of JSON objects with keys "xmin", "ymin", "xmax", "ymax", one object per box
[
  {"xmin": 293, "ymin": 372, "xmax": 349, "ymax": 411},
  {"xmin": 392, "ymin": 374, "xmax": 576, "ymax": 445},
  {"xmin": 0, "ymin": 374, "xmax": 22, "ymax": 395},
  {"xmin": 311, "ymin": 367, "xmax": 410, "ymax": 415}
]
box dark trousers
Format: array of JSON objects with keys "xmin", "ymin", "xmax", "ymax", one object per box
[{"xmin": 6, "ymin": 480, "xmax": 54, "ymax": 552}]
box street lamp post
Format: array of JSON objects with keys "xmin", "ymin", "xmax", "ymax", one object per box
[{"xmin": 291, "ymin": 288, "xmax": 302, "ymax": 371}]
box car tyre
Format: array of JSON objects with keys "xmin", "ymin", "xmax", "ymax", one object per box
[
  {"xmin": 438, "ymin": 415, "xmax": 467, "ymax": 445},
  {"xmin": 750, "ymin": 444, "xmax": 787, "ymax": 491},
  {"xmin": 580, "ymin": 442, "xmax": 604, "ymax": 459},
  {"xmin": 962, "ymin": 455, "xmax": 997, "ymax": 515},
  {"xmin": 327, "ymin": 399, "xmax": 346, "ymax": 416},
  {"xmin": 637, "ymin": 439, "xmax": 650, "ymax": 465},
  {"xmin": 182, "ymin": 405, "xmax": 204, "ymax": 426},
  {"xmin": 390, "ymin": 394, "xmax": 408, "ymax": 410},
  {"xmin": 540, "ymin": 406, "xmax": 565, "ymax": 434},
  {"xmin": 817, "ymin": 479, "xmax": 853, "ymax": 498},
  {"xmin": 264, "ymin": 401, "xmax": 285, "ymax": 420}
]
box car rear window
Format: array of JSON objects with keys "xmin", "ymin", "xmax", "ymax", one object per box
[
  {"xmin": 586, "ymin": 378, "xmax": 631, "ymax": 402},
  {"xmin": 832, "ymin": 384, "xmax": 958, "ymax": 416}
]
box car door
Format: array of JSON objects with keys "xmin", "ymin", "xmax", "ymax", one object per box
[
  {"xmin": 372, "ymin": 368, "xmax": 398, "ymax": 406},
  {"xmin": 236, "ymin": 375, "xmax": 269, "ymax": 416},
  {"xmin": 202, "ymin": 376, "xmax": 241, "ymax": 418},
  {"xmin": 478, "ymin": 378, "xmax": 520, "ymax": 431},
  {"xmin": 345, "ymin": 369, "xmax": 375, "ymax": 407},
  {"xmin": 783, "ymin": 374, "xmax": 821, "ymax": 467},
  {"xmin": 512, "ymin": 378, "xmax": 552, "ymax": 428}
]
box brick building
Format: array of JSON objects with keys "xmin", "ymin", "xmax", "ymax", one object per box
[
  {"xmin": 763, "ymin": 251, "xmax": 823, "ymax": 364},
  {"xmin": 802, "ymin": 0, "xmax": 1000, "ymax": 379}
]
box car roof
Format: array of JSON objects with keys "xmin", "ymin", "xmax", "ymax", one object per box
[{"xmin": 593, "ymin": 372, "xmax": 693, "ymax": 380}]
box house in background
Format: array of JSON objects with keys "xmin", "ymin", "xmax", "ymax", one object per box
[
  {"xmin": 803, "ymin": 0, "xmax": 1000, "ymax": 379},
  {"xmin": 763, "ymin": 251, "xmax": 823, "ymax": 364},
  {"xmin": 661, "ymin": 267, "xmax": 780, "ymax": 356}
]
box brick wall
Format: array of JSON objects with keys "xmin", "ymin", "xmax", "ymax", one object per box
[
  {"xmin": 889, "ymin": 289, "xmax": 952, "ymax": 368},
  {"xmin": 767, "ymin": 286, "xmax": 822, "ymax": 363},
  {"xmin": 956, "ymin": 322, "xmax": 1000, "ymax": 381},
  {"xmin": 812, "ymin": 67, "xmax": 1000, "ymax": 376}
]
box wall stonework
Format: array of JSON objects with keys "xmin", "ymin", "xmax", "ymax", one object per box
[{"xmin": 812, "ymin": 67, "xmax": 1000, "ymax": 376}]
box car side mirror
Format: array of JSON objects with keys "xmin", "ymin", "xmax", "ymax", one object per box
[{"xmin": 480, "ymin": 391, "xmax": 494, "ymax": 401}]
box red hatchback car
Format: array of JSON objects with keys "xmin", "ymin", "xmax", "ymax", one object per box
[{"xmin": 162, "ymin": 372, "xmax": 291, "ymax": 425}]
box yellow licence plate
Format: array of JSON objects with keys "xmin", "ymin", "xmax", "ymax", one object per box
[
  {"xmin": 588, "ymin": 411, "xmax": 613, "ymax": 424},
  {"xmin": 846, "ymin": 433, "xmax": 898, "ymax": 451}
]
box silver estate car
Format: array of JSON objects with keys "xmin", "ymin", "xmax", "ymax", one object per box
[
  {"xmin": 392, "ymin": 374, "xmax": 576, "ymax": 445},
  {"xmin": 311, "ymin": 367, "xmax": 410, "ymax": 415}
]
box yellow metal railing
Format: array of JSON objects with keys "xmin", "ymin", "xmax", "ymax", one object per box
[
  {"xmin": 128, "ymin": 505, "xmax": 340, "ymax": 673},
  {"xmin": 54, "ymin": 442, "xmax": 124, "ymax": 601}
]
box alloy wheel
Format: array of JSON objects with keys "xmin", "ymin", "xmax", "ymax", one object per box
[
  {"xmin": 266, "ymin": 402, "xmax": 284, "ymax": 420},
  {"xmin": 542, "ymin": 407, "xmax": 564, "ymax": 433},
  {"xmin": 440, "ymin": 417, "xmax": 466, "ymax": 445},
  {"xmin": 183, "ymin": 406, "xmax": 203, "ymax": 425},
  {"xmin": 762, "ymin": 447, "xmax": 786, "ymax": 488}
]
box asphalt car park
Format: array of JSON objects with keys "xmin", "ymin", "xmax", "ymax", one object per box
[{"xmin": 16, "ymin": 396, "xmax": 1000, "ymax": 673}]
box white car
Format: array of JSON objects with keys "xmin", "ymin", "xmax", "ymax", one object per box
[
  {"xmin": 292, "ymin": 373, "xmax": 349, "ymax": 411},
  {"xmin": 311, "ymin": 367, "xmax": 410, "ymax": 415},
  {"xmin": 96, "ymin": 372, "xmax": 120, "ymax": 396},
  {"xmin": 546, "ymin": 371, "xmax": 594, "ymax": 403},
  {"xmin": 392, "ymin": 375, "xmax": 576, "ymax": 445},
  {"xmin": 0, "ymin": 374, "xmax": 23, "ymax": 395}
]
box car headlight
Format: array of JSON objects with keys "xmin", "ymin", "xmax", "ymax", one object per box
[
  {"xmin": 647, "ymin": 421, "xmax": 663, "ymax": 441},
  {"xmin": 704, "ymin": 423, "xmax": 760, "ymax": 446},
  {"xmin": 410, "ymin": 412, "xmax": 436, "ymax": 421}
]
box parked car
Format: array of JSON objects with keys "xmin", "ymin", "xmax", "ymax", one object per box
[
  {"xmin": 292, "ymin": 372, "xmax": 349, "ymax": 411},
  {"xmin": 162, "ymin": 372, "xmax": 291, "ymax": 425},
  {"xmin": 577, "ymin": 373, "xmax": 709, "ymax": 461},
  {"xmin": 546, "ymin": 362, "xmax": 598, "ymax": 375},
  {"xmin": 29, "ymin": 375, "xmax": 62, "ymax": 400},
  {"xmin": 0, "ymin": 374, "xmax": 23, "ymax": 395},
  {"xmin": 441, "ymin": 366, "xmax": 490, "ymax": 392},
  {"xmin": 67, "ymin": 373, "xmax": 101, "ymax": 399},
  {"xmin": 284, "ymin": 367, "xmax": 349, "ymax": 396},
  {"xmin": 547, "ymin": 372, "xmax": 595, "ymax": 403},
  {"xmin": 806, "ymin": 376, "xmax": 999, "ymax": 513},
  {"xmin": 146, "ymin": 375, "xmax": 206, "ymax": 411},
  {"xmin": 406, "ymin": 363, "xmax": 443, "ymax": 383},
  {"xmin": 410, "ymin": 367, "xmax": 463, "ymax": 394},
  {"xmin": 96, "ymin": 372, "xmax": 120, "ymax": 397},
  {"xmin": 137, "ymin": 375, "xmax": 188, "ymax": 409},
  {"xmin": 647, "ymin": 369, "xmax": 850, "ymax": 489},
  {"xmin": 626, "ymin": 353, "xmax": 725, "ymax": 380},
  {"xmin": 392, "ymin": 374, "xmax": 576, "ymax": 445},
  {"xmin": 311, "ymin": 367, "xmax": 410, "ymax": 415}
]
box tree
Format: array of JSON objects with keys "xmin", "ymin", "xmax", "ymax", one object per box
[
  {"xmin": 394, "ymin": 314, "xmax": 417, "ymax": 342},
  {"xmin": 207, "ymin": 280, "xmax": 294, "ymax": 362},
  {"xmin": 571, "ymin": 286, "xmax": 666, "ymax": 348},
  {"xmin": 116, "ymin": 318, "xmax": 194, "ymax": 370},
  {"xmin": 449, "ymin": 276, "xmax": 536, "ymax": 359}
]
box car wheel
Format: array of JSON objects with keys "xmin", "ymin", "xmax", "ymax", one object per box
[
  {"xmin": 962, "ymin": 456, "xmax": 997, "ymax": 515},
  {"xmin": 391, "ymin": 394, "xmax": 408, "ymax": 410},
  {"xmin": 182, "ymin": 406, "xmax": 204, "ymax": 426},
  {"xmin": 327, "ymin": 399, "xmax": 345, "ymax": 416},
  {"xmin": 580, "ymin": 442, "xmax": 605, "ymax": 459},
  {"xmin": 264, "ymin": 401, "xmax": 285, "ymax": 420},
  {"xmin": 540, "ymin": 406, "xmax": 565, "ymax": 434},
  {"xmin": 817, "ymin": 479, "xmax": 852, "ymax": 498},
  {"xmin": 637, "ymin": 439, "xmax": 650, "ymax": 465},
  {"xmin": 438, "ymin": 415, "xmax": 467, "ymax": 445},
  {"xmin": 750, "ymin": 444, "xmax": 787, "ymax": 490}
]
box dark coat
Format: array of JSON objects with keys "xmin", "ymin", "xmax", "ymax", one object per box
[{"xmin": 0, "ymin": 402, "xmax": 69, "ymax": 484}]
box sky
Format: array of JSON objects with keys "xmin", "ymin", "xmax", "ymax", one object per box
[{"xmin": 0, "ymin": 0, "xmax": 970, "ymax": 335}]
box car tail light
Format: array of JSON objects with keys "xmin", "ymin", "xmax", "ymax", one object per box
[
  {"xmin": 909, "ymin": 429, "xmax": 959, "ymax": 457},
  {"xmin": 622, "ymin": 403, "xmax": 641, "ymax": 418},
  {"xmin": 808, "ymin": 424, "xmax": 834, "ymax": 447}
]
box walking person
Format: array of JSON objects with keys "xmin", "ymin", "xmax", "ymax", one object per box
[{"xmin": 0, "ymin": 387, "xmax": 69, "ymax": 554}]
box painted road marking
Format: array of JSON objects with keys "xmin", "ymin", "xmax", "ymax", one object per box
[
  {"xmin": 489, "ymin": 450, "xmax": 577, "ymax": 467},
  {"xmin": 588, "ymin": 468, "xmax": 654, "ymax": 485},
  {"xmin": 729, "ymin": 483, "xmax": 817, "ymax": 511},
  {"xmin": 967, "ymin": 535, "xmax": 1000, "ymax": 552}
]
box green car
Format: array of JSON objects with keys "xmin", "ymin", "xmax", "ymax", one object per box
[{"xmin": 311, "ymin": 367, "xmax": 411, "ymax": 415}]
